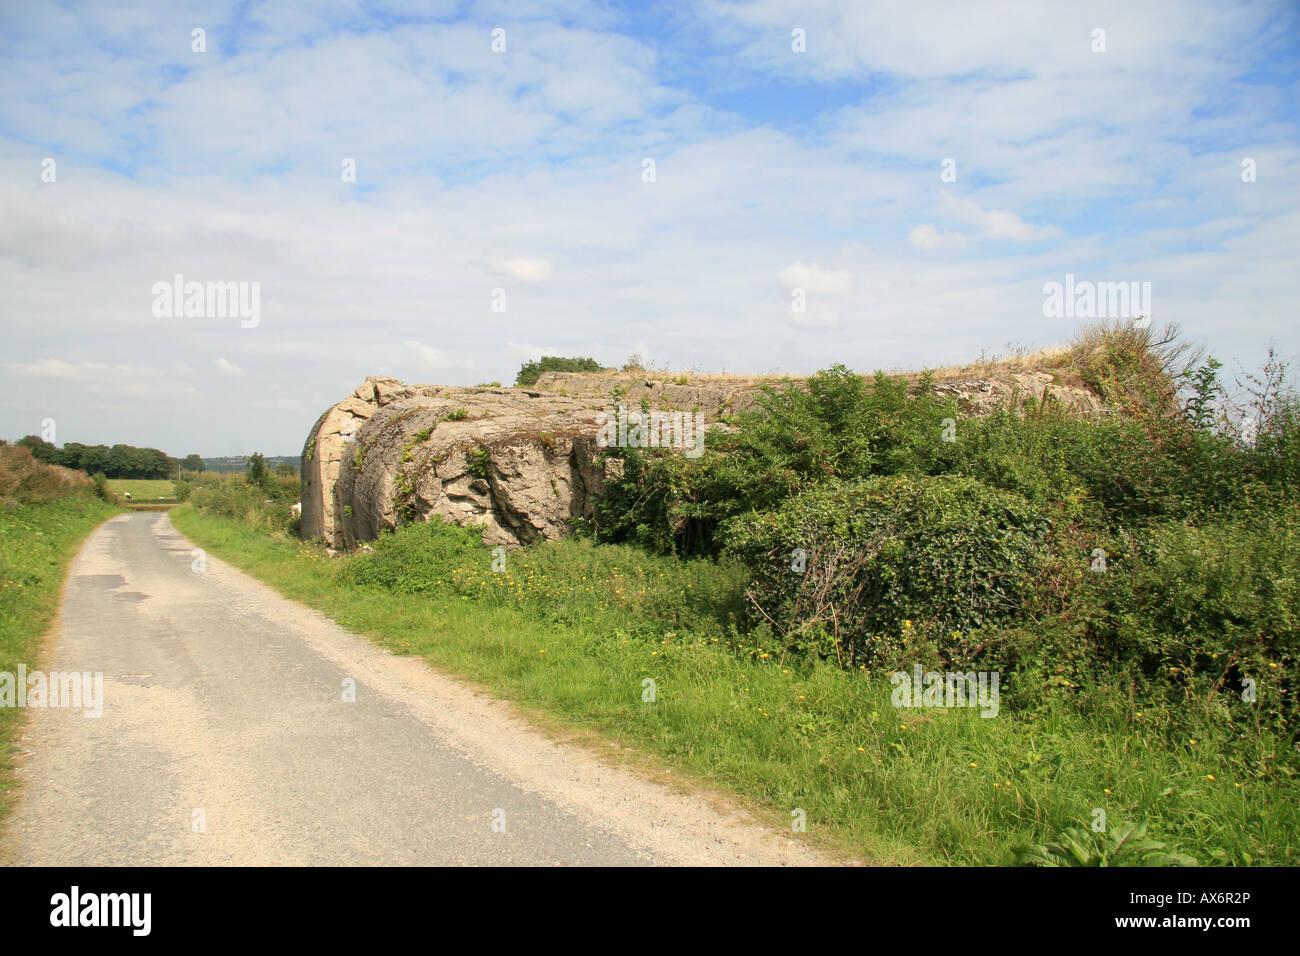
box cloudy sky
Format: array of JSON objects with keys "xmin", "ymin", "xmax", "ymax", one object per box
[{"xmin": 2, "ymin": 0, "xmax": 1297, "ymax": 456}]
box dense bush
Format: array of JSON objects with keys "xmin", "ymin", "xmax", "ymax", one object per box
[
  {"xmin": 585, "ymin": 325, "xmax": 1300, "ymax": 754},
  {"xmin": 345, "ymin": 517, "xmax": 483, "ymax": 594},
  {"xmin": 724, "ymin": 475, "xmax": 1049, "ymax": 667},
  {"xmin": 591, "ymin": 365, "xmax": 959, "ymax": 556},
  {"xmin": 188, "ymin": 472, "xmax": 298, "ymax": 534},
  {"xmin": 515, "ymin": 355, "xmax": 606, "ymax": 387},
  {"xmin": 1084, "ymin": 510, "xmax": 1297, "ymax": 733}
]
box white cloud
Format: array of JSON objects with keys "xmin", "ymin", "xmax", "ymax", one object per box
[
  {"xmin": 778, "ymin": 261, "xmax": 854, "ymax": 293},
  {"xmin": 3, "ymin": 358, "xmax": 201, "ymax": 402},
  {"xmin": 909, "ymin": 224, "xmax": 967, "ymax": 251},
  {"xmin": 497, "ymin": 258, "xmax": 554, "ymax": 282},
  {"xmin": 940, "ymin": 195, "xmax": 1060, "ymax": 242},
  {"xmin": 6, "ymin": 358, "xmax": 83, "ymax": 379},
  {"xmin": 213, "ymin": 357, "xmax": 246, "ymax": 378},
  {"xmin": 0, "ymin": 0, "xmax": 1294, "ymax": 456},
  {"xmin": 401, "ymin": 340, "xmax": 451, "ymax": 369},
  {"xmin": 789, "ymin": 309, "xmax": 841, "ymax": 329}
]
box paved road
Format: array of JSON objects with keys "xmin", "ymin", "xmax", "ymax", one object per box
[{"xmin": 4, "ymin": 512, "xmax": 827, "ymax": 866}]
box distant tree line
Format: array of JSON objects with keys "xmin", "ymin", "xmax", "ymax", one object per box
[{"xmin": 17, "ymin": 436, "xmax": 174, "ymax": 479}]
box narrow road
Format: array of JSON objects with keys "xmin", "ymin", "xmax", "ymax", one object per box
[{"xmin": 5, "ymin": 512, "xmax": 827, "ymax": 866}]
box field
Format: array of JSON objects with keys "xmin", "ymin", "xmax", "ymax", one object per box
[{"xmin": 105, "ymin": 479, "xmax": 175, "ymax": 500}]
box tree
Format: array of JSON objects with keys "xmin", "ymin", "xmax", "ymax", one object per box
[
  {"xmin": 245, "ymin": 452, "xmax": 269, "ymax": 489},
  {"xmin": 274, "ymin": 461, "xmax": 297, "ymax": 478},
  {"xmin": 17, "ymin": 435, "xmax": 57, "ymax": 462},
  {"xmin": 182, "ymin": 454, "xmax": 204, "ymax": 476}
]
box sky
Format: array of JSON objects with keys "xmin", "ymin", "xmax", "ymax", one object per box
[{"xmin": 1, "ymin": 0, "xmax": 1297, "ymax": 456}]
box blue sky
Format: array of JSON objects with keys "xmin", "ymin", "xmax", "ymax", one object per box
[{"xmin": 1, "ymin": 0, "xmax": 1297, "ymax": 455}]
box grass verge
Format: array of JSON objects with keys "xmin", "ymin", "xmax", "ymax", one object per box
[
  {"xmin": 170, "ymin": 505, "xmax": 1298, "ymax": 865},
  {"xmin": 0, "ymin": 497, "xmax": 119, "ymax": 827}
]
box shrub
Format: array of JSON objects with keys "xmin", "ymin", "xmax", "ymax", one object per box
[
  {"xmin": 245, "ymin": 452, "xmax": 269, "ymax": 489},
  {"xmin": 592, "ymin": 365, "xmax": 959, "ymax": 557},
  {"xmin": 189, "ymin": 473, "xmax": 298, "ymax": 534},
  {"xmin": 346, "ymin": 518, "xmax": 483, "ymax": 594},
  {"xmin": 1079, "ymin": 508, "xmax": 1299, "ymax": 737},
  {"xmin": 725, "ymin": 475, "xmax": 1049, "ymax": 667},
  {"xmin": 468, "ymin": 446, "xmax": 492, "ymax": 479},
  {"xmin": 515, "ymin": 355, "xmax": 604, "ymax": 387}
]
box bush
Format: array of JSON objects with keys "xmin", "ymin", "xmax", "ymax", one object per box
[
  {"xmin": 346, "ymin": 518, "xmax": 486, "ymax": 594},
  {"xmin": 189, "ymin": 473, "xmax": 298, "ymax": 534},
  {"xmin": 592, "ymin": 365, "xmax": 959, "ymax": 557},
  {"xmin": 245, "ymin": 452, "xmax": 269, "ymax": 490},
  {"xmin": 515, "ymin": 355, "xmax": 605, "ymax": 387},
  {"xmin": 1081, "ymin": 509, "xmax": 1299, "ymax": 737},
  {"xmin": 725, "ymin": 474, "xmax": 1049, "ymax": 667}
]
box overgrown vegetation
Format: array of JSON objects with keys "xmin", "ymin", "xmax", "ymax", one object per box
[
  {"xmin": 586, "ymin": 323, "xmax": 1299, "ymax": 750},
  {"xmin": 0, "ymin": 445, "xmax": 118, "ymax": 828},
  {"xmin": 515, "ymin": 355, "xmax": 605, "ymax": 387},
  {"xmin": 178, "ymin": 321, "xmax": 1299, "ymax": 864},
  {"xmin": 189, "ymin": 470, "xmax": 300, "ymax": 535}
]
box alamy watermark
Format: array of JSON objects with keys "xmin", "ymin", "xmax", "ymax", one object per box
[
  {"xmin": 151, "ymin": 273, "xmax": 260, "ymax": 328},
  {"xmin": 596, "ymin": 405, "xmax": 706, "ymax": 458},
  {"xmin": 890, "ymin": 665, "xmax": 1000, "ymax": 718},
  {"xmin": 1042, "ymin": 273, "xmax": 1150, "ymax": 323},
  {"xmin": 0, "ymin": 666, "xmax": 103, "ymax": 717}
]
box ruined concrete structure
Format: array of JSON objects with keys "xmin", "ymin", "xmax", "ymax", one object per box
[{"xmin": 300, "ymin": 366, "xmax": 1101, "ymax": 550}]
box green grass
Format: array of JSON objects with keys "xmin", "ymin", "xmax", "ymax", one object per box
[
  {"xmin": 0, "ymin": 497, "xmax": 118, "ymax": 826},
  {"xmin": 105, "ymin": 479, "xmax": 175, "ymax": 500},
  {"xmin": 170, "ymin": 505, "xmax": 1300, "ymax": 865}
]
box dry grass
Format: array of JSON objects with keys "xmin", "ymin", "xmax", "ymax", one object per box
[
  {"xmin": 525, "ymin": 330, "xmax": 1196, "ymax": 411},
  {"xmin": 0, "ymin": 445, "xmax": 94, "ymax": 508},
  {"xmin": 1064, "ymin": 320, "xmax": 1204, "ymax": 412},
  {"xmin": 911, "ymin": 346, "xmax": 1072, "ymax": 384}
]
